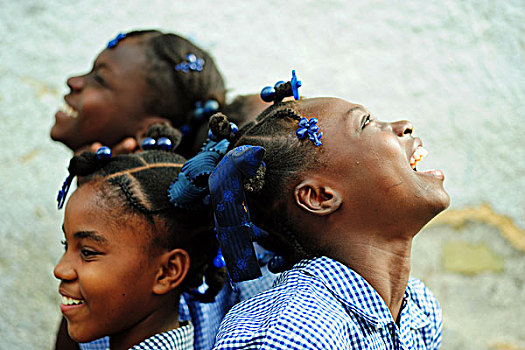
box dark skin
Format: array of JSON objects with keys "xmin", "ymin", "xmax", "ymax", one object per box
[
  {"xmin": 284, "ymin": 98, "xmax": 449, "ymax": 321},
  {"xmin": 51, "ymin": 35, "xmax": 268, "ymax": 350},
  {"xmin": 50, "ymin": 36, "xmax": 169, "ymax": 154},
  {"xmin": 54, "ymin": 184, "xmax": 189, "ymax": 350}
]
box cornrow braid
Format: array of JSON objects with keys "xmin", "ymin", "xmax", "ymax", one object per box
[{"xmin": 67, "ymin": 124, "xmax": 226, "ymax": 302}]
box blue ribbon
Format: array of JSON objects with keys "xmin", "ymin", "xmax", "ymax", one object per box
[{"xmin": 209, "ymin": 145, "xmax": 267, "ymax": 282}]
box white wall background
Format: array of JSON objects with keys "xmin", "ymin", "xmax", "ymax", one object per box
[{"xmin": 0, "ymin": 0, "xmax": 523, "ymax": 349}]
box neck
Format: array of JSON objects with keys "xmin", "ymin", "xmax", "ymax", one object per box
[
  {"xmin": 330, "ymin": 233, "xmax": 413, "ymax": 322},
  {"xmin": 109, "ymin": 300, "xmax": 180, "ymax": 350}
]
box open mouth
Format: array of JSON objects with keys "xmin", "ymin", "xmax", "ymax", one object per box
[
  {"xmin": 61, "ymin": 295, "xmax": 85, "ymax": 306},
  {"xmin": 410, "ymin": 146, "xmax": 428, "ymax": 171},
  {"xmin": 59, "ymin": 101, "xmax": 79, "ymax": 119}
]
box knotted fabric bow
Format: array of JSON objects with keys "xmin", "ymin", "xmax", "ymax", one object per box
[{"xmin": 209, "ymin": 146, "xmax": 268, "ymax": 282}]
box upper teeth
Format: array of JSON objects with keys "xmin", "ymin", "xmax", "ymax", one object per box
[
  {"xmin": 61, "ymin": 102, "xmax": 78, "ymax": 118},
  {"xmin": 410, "ymin": 146, "xmax": 428, "ymax": 170},
  {"xmin": 61, "ymin": 296, "xmax": 85, "ymax": 305}
]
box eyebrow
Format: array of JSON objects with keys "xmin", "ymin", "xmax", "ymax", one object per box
[{"xmin": 74, "ymin": 231, "xmax": 109, "ymax": 244}]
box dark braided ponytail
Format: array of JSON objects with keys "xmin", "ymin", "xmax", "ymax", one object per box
[
  {"xmin": 211, "ymin": 102, "xmax": 323, "ymax": 267},
  {"xmin": 67, "ymin": 123, "xmax": 226, "ymax": 302}
]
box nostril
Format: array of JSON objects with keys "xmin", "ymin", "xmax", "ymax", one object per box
[{"xmin": 404, "ymin": 128, "xmax": 413, "ymax": 135}]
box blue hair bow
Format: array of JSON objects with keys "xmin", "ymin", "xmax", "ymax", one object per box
[
  {"xmin": 209, "ymin": 146, "xmax": 268, "ymax": 282},
  {"xmin": 296, "ymin": 117, "xmax": 323, "ymax": 147},
  {"xmin": 168, "ymin": 138, "xmax": 230, "ymax": 209}
]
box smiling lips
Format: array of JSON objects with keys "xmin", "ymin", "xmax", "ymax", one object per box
[
  {"xmin": 59, "ymin": 102, "xmax": 79, "ymax": 119},
  {"xmin": 60, "ymin": 295, "xmax": 86, "ymax": 314}
]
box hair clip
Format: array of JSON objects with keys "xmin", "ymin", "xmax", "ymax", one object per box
[
  {"xmin": 175, "ymin": 53, "xmax": 205, "ymax": 73},
  {"xmin": 260, "ymin": 70, "xmax": 302, "ymax": 103},
  {"xmin": 141, "ymin": 137, "xmax": 173, "ymax": 151},
  {"xmin": 296, "ymin": 117, "xmax": 323, "ymax": 147},
  {"xmin": 57, "ymin": 175, "xmax": 74, "ymax": 210},
  {"xmin": 106, "ymin": 33, "xmax": 126, "ymax": 49},
  {"xmin": 57, "ymin": 146, "xmax": 112, "ymax": 209},
  {"xmin": 193, "ymin": 99, "xmax": 220, "ymax": 122}
]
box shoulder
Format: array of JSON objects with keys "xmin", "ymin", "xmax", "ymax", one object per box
[{"xmin": 213, "ymin": 267, "xmax": 358, "ymax": 349}]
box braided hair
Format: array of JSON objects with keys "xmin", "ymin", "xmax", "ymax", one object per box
[
  {"xmin": 209, "ymin": 100, "xmax": 324, "ymax": 268},
  {"xmin": 67, "ymin": 124, "xmax": 226, "ymax": 302},
  {"xmin": 124, "ymin": 30, "xmax": 226, "ymax": 156}
]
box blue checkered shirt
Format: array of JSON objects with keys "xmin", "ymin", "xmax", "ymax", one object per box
[
  {"xmin": 130, "ymin": 322, "xmax": 194, "ymax": 350},
  {"xmin": 213, "ymin": 256, "xmax": 442, "ymax": 350}
]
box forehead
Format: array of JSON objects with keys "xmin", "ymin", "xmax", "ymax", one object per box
[
  {"xmin": 296, "ymin": 97, "xmax": 367, "ymax": 121},
  {"xmin": 94, "ymin": 37, "xmax": 148, "ymax": 79},
  {"xmin": 64, "ymin": 183, "xmax": 148, "ymax": 242}
]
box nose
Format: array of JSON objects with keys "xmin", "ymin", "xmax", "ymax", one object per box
[
  {"xmin": 54, "ymin": 254, "xmax": 77, "ymax": 282},
  {"xmin": 66, "ymin": 75, "xmax": 84, "ymax": 92},
  {"xmin": 390, "ymin": 120, "xmax": 413, "ymax": 137}
]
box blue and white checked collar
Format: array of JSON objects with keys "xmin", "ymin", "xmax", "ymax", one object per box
[
  {"xmin": 130, "ymin": 321, "xmax": 194, "ymax": 350},
  {"xmin": 214, "ymin": 256, "xmax": 442, "ymax": 349},
  {"xmin": 294, "ymin": 256, "xmax": 431, "ymax": 330}
]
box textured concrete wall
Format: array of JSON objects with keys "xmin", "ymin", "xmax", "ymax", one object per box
[{"xmin": 1, "ymin": 0, "xmax": 523, "ymax": 349}]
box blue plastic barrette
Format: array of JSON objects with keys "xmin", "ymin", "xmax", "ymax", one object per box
[
  {"xmin": 107, "ymin": 33, "xmax": 126, "ymax": 49},
  {"xmin": 296, "ymin": 117, "xmax": 323, "ymax": 147},
  {"xmin": 175, "ymin": 53, "xmax": 205, "ymax": 73},
  {"xmin": 209, "ymin": 145, "xmax": 270, "ymax": 282},
  {"xmin": 260, "ymin": 70, "xmax": 302, "ymax": 103}
]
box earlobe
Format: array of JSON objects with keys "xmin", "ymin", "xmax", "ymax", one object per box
[
  {"xmin": 152, "ymin": 248, "xmax": 190, "ymax": 295},
  {"xmin": 294, "ymin": 180, "xmax": 342, "ymax": 216}
]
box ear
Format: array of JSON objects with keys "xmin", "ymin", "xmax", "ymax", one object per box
[
  {"xmin": 294, "ymin": 179, "xmax": 342, "ymax": 216},
  {"xmin": 152, "ymin": 248, "xmax": 190, "ymax": 295}
]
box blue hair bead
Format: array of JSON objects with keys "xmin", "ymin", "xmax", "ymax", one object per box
[
  {"xmin": 230, "ymin": 122, "xmax": 239, "ymax": 135},
  {"xmin": 204, "ymin": 99, "xmax": 220, "ymax": 114},
  {"xmin": 290, "ymin": 70, "xmax": 302, "ymax": 100},
  {"xmin": 274, "ymin": 80, "xmax": 285, "ymax": 88},
  {"xmin": 157, "ymin": 137, "xmax": 173, "ymax": 151},
  {"xmin": 95, "ymin": 146, "xmax": 112, "ymax": 159},
  {"xmin": 141, "ymin": 137, "xmax": 156, "ymax": 150},
  {"xmin": 213, "ymin": 248, "xmax": 226, "ymax": 268},
  {"xmin": 260, "ymin": 86, "xmax": 276, "ymax": 102},
  {"xmin": 208, "ymin": 129, "xmax": 219, "ymax": 141}
]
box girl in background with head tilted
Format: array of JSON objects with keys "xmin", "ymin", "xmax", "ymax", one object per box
[
  {"xmin": 198, "ymin": 72, "xmax": 449, "ymax": 349},
  {"xmin": 54, "ymin": 125, "xmax": 227, "ymax": 350},
  {"xmin": 50, "ymin": 30, "xmax": 267, "ymax": 158}
]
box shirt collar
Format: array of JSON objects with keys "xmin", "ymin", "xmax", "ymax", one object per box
[
  {"xmin": 129, "ymin": 321, "xmax": 194, "ymax": 350},
  {"xmin": 294, "ymin": 256, "xmax": 429, "ymax": 330}
]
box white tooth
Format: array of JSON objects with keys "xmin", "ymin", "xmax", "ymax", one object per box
[{"xmin": 61, "ymin": 296, "xmax": 68, "ymax": 304}]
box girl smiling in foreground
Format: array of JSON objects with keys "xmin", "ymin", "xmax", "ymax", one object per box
[
  {"xmin": 204, "ymin": 83, "xmax": 448, "ymax": 348},
  {"xmin": 54, "ymin": 127, "xmax": 226, "ymax": 350}
]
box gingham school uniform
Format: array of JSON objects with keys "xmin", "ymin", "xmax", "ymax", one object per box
[
  {"xmin": 213, "ymin": 256, "xmax": 442, "ymax": 350},
  {"xmin": 130, "ymin": 322, "xmax": 194, "ymax": 350},
  {"xmin": 80, "ymin": 322, "xmax": 193, "ymax": 350}
]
